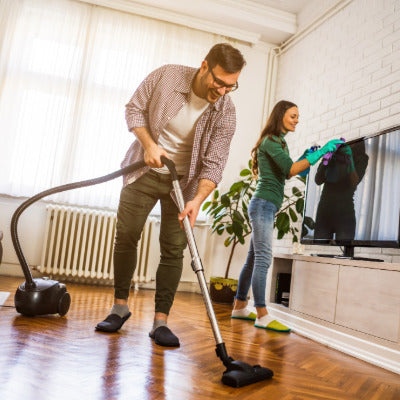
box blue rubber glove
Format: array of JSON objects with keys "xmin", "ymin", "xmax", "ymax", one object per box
[
  {"xmin": 297, "ymin": 148, "xmax": 312, "ymax": 161},
  {"xmin": 306, "ymin": 139, "xmax": 344, "ymax": 166},
  {"xmin": 297, "ymin": 147, "xmax": 318, "ymax": 177}
]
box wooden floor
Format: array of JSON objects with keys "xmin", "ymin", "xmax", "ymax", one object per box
[{"xmin": 0, "ymin": 276, "xmax": 399, "ymax": 400}]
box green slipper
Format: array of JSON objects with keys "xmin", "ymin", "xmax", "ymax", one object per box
[
  {"xmin": 255, "ymin": 316, "xmax": 291, "ymax": 332},
  {"xmin": 231, "ymin": 307, "xmax": 257, "ymax": 321}
]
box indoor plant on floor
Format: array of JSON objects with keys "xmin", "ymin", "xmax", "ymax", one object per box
[
  {"xmin": 202, "ymin": 160, "xmax": 313, "ymax": 304},
  {"xmin": 202, "ymin": 160, "xmax": 256, "ymax": 304}
]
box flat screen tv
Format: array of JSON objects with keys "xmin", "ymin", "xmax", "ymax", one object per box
[{"xmin": 301, "ymin": 125, "xmax": 400, "ymax": 261}]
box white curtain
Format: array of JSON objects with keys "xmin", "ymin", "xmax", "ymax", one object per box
[
  {"xmin": 354, "ymin": 129, "xmax": 400, "ymax": 241},
  {"xmin": 0, "ymin": 0, "xmax": 224, "ymax": 210}
]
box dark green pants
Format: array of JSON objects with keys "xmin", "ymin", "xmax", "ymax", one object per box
[{"xmin": 113, "ymin": 170, "xmax": 187, "ymax": 315}]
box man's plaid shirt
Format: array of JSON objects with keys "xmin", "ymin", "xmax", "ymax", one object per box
[{"xmin": 122, "ymin": 64, "xmax": 237, "ymax": 202}]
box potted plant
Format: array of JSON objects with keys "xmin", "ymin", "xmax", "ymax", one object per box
[
  {"xmin": 202, "ymin": 160, "xmax": 255, "ymax": 304},
  {"xmin": 202, "ymin": 161, "xmax": 314, "ymax": 304}
]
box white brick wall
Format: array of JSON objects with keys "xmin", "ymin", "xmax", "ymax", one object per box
[{"xmin": 273, "ymin": 0, "xmax": 400, "ymax": 261}]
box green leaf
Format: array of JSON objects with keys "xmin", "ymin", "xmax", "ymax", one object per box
[
  {"xmin": 292, "ymin": 186, "xmax": 302, "ymax": 197},
  {"xmin": 209, "ymin": 201, "xmax": 219, "ymax": 211},
  {"xmin": 214, "ymin": 207, "xmax": 227, "ymax": 220},
  {"xmin": 296, "ymin": 198, "xmax": 304, "ymax": 214},
  {"xmin": 213, "ymin": 214, "xmax": 225, "ymax": 224},
  {"xmin": 213, "ymin": 190, "xmax": 219, "ymax": 200},
  {"xmin": 293, "ymin": 234, "xmax": 298, "ymax": 243},
  {"xmin": 303, "ymin": 216, "xmax": 315, "ymax": 229},
  {"xmin": 221, "ymin": 194, "xmax": 230, "ymax": 207},
  {"xmin": 210, "ymin": 204, "xmax": 224, "ymax": 217},
  {"xmin": 229, "ymin": 181, "xmax": 244, "ymax": 193},
  {"xmin": 232, "ymin": 221, "xmax": 243, "ymax": 236},
  {"xmin": 212, "ymin": 223, "xmax": 224, "ymax": 235},
  {"xmin": 202, "ymin": 201, "xmax": 211, "ymax": 211},
  {"xmin": 276, "ymin": 212, "xmax": 290, "ymax": 233},
  {"xmin": 240, "ymin": 168, "xmax": 252, "ymax": 177},
  {"xmin": 232, "ymin": 210, "xmax": 244, "ymax": 223},
  {"xmin": 289, "ymin": 207, "xmax": 298, "ymax": 222},
  {"xmin": 224, "ymin": 236, "xmax": 234, "ymax": 247},
  {"xmin": 277, "ymin": 230, "xmax": 285, "ymax": 239}
]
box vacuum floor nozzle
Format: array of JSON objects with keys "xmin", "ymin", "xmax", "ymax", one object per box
[{"xmin": 221, "ymin": 360, "xmax": 274, "ymax": 388}]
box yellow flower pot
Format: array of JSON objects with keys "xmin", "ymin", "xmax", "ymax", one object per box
[{"xmin": 209, "ymin": 277, "xmax": 238, "ymax": 304}]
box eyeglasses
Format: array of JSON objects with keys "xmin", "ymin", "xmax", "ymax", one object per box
[{"xmin": 208, "ymin": 68, "xmax": 239, "ymax": 92}]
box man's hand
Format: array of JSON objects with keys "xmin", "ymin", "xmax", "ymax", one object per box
[
  {"xmin": 178, "ymin": 198, "xmax": 202, "ymax": 229},
  {"xmin": 143, "ymin": 142, "xmax": 169, "ymax": 168},
  {"xmin": 178, "ymin": 179, "xmax": 216, "ymax": 229},
  {"xmin": 133, "ymin": 126, "xmax": 169, "ymax": 168}
]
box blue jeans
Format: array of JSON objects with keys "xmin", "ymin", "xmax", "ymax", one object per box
[{"xmin": 235, "ymin": 196, "xmax": 277, "ymax": 308}]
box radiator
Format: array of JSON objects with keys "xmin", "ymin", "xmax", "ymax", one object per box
[{"xmin": 39, "ymin": 204, "xmax": 159, "ymax": 285}]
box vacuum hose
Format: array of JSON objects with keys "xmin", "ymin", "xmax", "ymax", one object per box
[
  {"xmin": 11, "ymin": 160, "xmax": 146, "ymax": 316},
  {"xmin": 11, "ymin": 161, "xmax": 146, "ymax": 288}
]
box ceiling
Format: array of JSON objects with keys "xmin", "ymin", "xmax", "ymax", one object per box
[
  {"xmin": 125, "ymin": 0, "xmax": 312, "ymax": 45},
  {"xmin": 250, "ymin": 0, "xmax": 310, "ymax": 14}
]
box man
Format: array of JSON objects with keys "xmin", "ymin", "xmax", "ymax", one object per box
[{"xmin": 96, "ymin": 43, "xmax": 246, "ymax": 347}]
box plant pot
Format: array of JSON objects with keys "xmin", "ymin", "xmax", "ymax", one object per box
[{"xmin": 209, "ymin": 277, "xmax": 238, "ymax": 304}]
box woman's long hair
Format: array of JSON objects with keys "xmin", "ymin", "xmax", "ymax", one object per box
[{"xmin": 251, "ymin": 100, "xmax": 297, "ymax": 177}]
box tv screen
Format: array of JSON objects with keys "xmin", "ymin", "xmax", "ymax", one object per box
[{"xmin": 301, "ymin": 125, "xmax": 400, "ymax": 258}]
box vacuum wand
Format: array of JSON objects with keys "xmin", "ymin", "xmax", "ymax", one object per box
[
  {"xmin": 165, "ymin": 161, "xmax": 224, "ymax": 346},
  {"xmin": 160, "ymin": 156, "xmax": 274, "ymax": 387}
]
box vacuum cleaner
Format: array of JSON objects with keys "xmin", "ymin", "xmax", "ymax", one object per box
[
  {"xmin": 11, "ymin": 156, "xmax": 273, "ymax": 387},
  {"xmin": 11, "ymin": 160, "xmax": 146, "ymax": 317}
]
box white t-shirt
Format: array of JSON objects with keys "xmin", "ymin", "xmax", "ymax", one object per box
[{"xmin": 152, "ymin": 88, "xmax": 209, "ymax": 175}]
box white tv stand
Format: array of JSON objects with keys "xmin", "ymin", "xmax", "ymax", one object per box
[{"xmin": 267, "ymin": 254, "xmax": 400, "ymax": 374}]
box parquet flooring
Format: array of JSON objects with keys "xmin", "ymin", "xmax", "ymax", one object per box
[{"xmin": 0, "ymin": 275, "xmax": 399, "ymax": 400}]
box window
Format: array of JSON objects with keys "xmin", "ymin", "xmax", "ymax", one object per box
[{"xmin": 0, "ymin": 0, "xmax": 223, "ymax": 217}]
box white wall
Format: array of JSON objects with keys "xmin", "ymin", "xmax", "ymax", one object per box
[
  {"xmin": 0, "ymin": 41, "xmax": 271, "ymax": 281},
  {"xmin": 273, "ymin": 0, "xmax": 400, "ymax": 262}
]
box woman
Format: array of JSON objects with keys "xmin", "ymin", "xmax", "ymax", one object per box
[{"xmin": 231, "ymin": 100, "xmax": 343, "ymax": 332}]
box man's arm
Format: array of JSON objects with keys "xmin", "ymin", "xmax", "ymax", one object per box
[
  {"xmin": 133, "ymin": 127, "xmax": 169, "ymax": 168},
  {"xmin": 178, "ymin": 179, "xmax": 216, "ymax": 228}
]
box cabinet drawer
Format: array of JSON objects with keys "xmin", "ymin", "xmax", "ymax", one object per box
[
  {"xmin": 290, "ymin": 260, "xmax": 339, "ymax": 322},
  {"xmin": 335, "ymin": 266, "xmax": 400, "ymax": 342}
]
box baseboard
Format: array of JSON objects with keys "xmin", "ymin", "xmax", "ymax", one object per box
[
  {"xmin": 0, "ymin": 262, "xmax": 25, "ymax": 277},
  {"xmin": 1, "ymin": 264, "xmax": 203, "ymax": 293},
  {"xmin": 268, "ymin": 304, "xmax": 400, "ymax": 375},
  {"xmin": 137, "ymin": 280, "xmax": 203, "ymax": 294}
]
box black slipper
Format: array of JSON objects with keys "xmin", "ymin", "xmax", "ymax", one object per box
[
  {"xmin": 149, "ymin": 326, "xmax": 180, "ymax": 347},
  {"xmin": 95, "ymin": 312, "xmax": 131, "ymax": 333}
]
